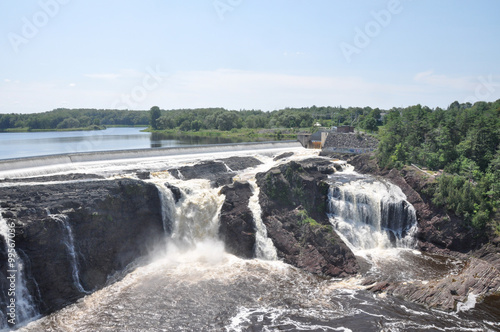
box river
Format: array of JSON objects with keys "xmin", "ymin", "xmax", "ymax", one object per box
[
  {"xmin": 0, "ymin": 128, "xmax": 270, "ymax": 160},
  {"xmin": 0, "ymin": 146, "xmax": 498, "ymax": 331}
]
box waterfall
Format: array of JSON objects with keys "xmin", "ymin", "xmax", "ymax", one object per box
[
  {"xmin": 153, "ymin": 178, "xmax": 226, "ymax": 257},
  {"xmin": 156, "ymin": 185, "xmax": 178, "ymax": 235},
  {"xmin": 47, "ymin": 213, "xmax": 88, "ymax": 294},
  {"xmin": 248, "ymin": 180, "xmax": 277, "ymax": 260},
  {"xmin": 327, "ymin": 176, "xmax": 417, "ymax": 252},
  {"xmin": 0, "ymin": 211, "xmax": 38, "ymax": 329}
]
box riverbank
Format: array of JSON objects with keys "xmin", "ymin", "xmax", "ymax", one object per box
[
  {"xmin": 0, "ymin": 125, "xmax": 106, "ymax": 133},
  {"xmin": 146, "ymin": 127, "xmax": 304, "ymax": 140},
  {"xmin": 345, "ymin": 153, "xmax": 500, "ymax": 311}
]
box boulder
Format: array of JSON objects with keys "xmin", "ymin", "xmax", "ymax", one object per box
[
  {"xmin": 386, "ymin": 258, "xmax": 500, "ymax": 311},
  {"xmin": 169, "ymin": 157, "xmax": 263, "ymax": 187},
  {"xmin": 218, "ymin": 181, "xmax": 256, "ymax": 258},
  {"xmin": 256, "ymin": 160, "xmax": 359, "ymax": 277}
]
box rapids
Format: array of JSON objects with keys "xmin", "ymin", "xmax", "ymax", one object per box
[{"xmin": 0, "ymin": 145, "xmax": 496, "ymax": 331}]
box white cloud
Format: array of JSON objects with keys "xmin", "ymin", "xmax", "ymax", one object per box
[
  {"xmin": 413, "ymin": 70, "xmax": 474, "ymax": 90},
  {"xmin": 1, "ymin": 69, "xmax": 498, "ymax": 114},
  {"xmin": 84, "ymin": 69, "xmax": 144, "ymax": 81},
  {"xmin": 84, "ymin": 73, "xmax": 121, "ymax": 80},
  {"xmin": 4, "ymin": 79, "xmax": 11, "ymax": 83}
]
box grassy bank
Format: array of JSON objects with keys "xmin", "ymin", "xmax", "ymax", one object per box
[
  {"xmin": 146, "ymin": 127, "xmax": 303, "ymax": 140},
  {"xmin": 0, "ymin": 125, "xmax": 106, "ymax": 133}
]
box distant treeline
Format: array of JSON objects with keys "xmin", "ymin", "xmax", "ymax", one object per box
[
  {"xmin": 150, "ymin": 105, "xmax": 384, "ymax": 132},
  {"xmin": 0, "ymin": 105, "xmax": 384, "ymax": 132},
  {"xmin": 1, "ymin": 101, "xmax": 499, "ymax": 231},
  {"xmin": 378, "ymin": 100, "xmax": 500, "ymax": 231},
  {"xmin": 0, "ymin": 108, "xmax": 150, "ymax": 131}
]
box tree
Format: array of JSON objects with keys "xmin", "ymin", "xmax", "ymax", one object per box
[{"xmin": 149, "ymin": 106, "xmax": 161, "ymax": 130}]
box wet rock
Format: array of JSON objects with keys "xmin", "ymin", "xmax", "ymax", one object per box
[
  {"xmin": 169, "ymin": 157, "xmax": 263, "ymax": 188},
  {"xmin": 349, "ymin": 153, "xmax": 500, "ymax": 310},
  {"xmin": 218, "ymin": 181, "xmax": 256, "ymax": 258},
  {"xmin": 169, "ymin": 161, "xmax": 233, "ymax": 187},
  {"xmin": 165, "ymin": 183, "xmax": 182, "ymax": 203},
  {"xmin": 0, "ymin": 179, "xmax": 164, "ymax": 315},
  {"xmin": 273, "ymin": 152, "xmax": 294, "ymax": 161},
  {"xmin": 136, "ymin": 171, "xmax": 150, "ymax": 180},
  {"xmin": 256, "ymin": 160, "xmax": 359, "ymax": 277},
  {"xmin": 349, "ymin": 154, "xmax": 487, "ymax": 256},
  {"xmin": 216, "ymin": 156, "xmax": 263, "ymax": 171},
  {"xmin": 387, "ymin": 258, "xmax": 500, "ymax": 311}
]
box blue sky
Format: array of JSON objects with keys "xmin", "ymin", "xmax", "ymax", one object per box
[{"xmin": 1, "ymin": 0, "xmax": 499, "ymax": 114}]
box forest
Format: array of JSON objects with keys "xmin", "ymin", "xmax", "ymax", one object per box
[
  {"xmin": 0, "ymin": 108, "xmax": 149, "ymax": 131},
  {"xmin": 1, "ymin": 101, "xmax": 498, "ymax": 232},
  {"xmin": 377, "ymin": 100, "xmax": 500, "ymax": 232},
  {"xmin": 0, "ymin": 105, "xmax": 382, "ymax": 132}
]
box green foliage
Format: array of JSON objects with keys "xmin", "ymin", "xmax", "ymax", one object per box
[
  {"xmin": 377, "ymin": 100, "xmax": 500, "ymax": 229},
  {"xmin": 297, "ymin": 209, "xmax": 320, "ymax": 227},
  {"xmin": 149, "ymin": 106, "xmax": 161, "ymax": 130},
  {"xmin": 0, "ymin": 108, "xmax": 149, "ymax": 131}
]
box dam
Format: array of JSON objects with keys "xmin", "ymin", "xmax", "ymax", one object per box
[{"xmin": 0, "ymin": 141, "xmax": 301, "ymax": 178}]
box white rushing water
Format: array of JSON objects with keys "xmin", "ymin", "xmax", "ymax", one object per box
[
  {"xmin": 0, "ymin": 147, "xmax": 492, "ymax": 331},
  {"xmin": 0, "ymin": 211, "xmax": 38, "ymax": 330},
  {"xmin": 328, "ymin": 175, "xmax": 417, "ymax": 253},
  {"xmin": 248, "ymin": 180, "xmax": 278, "ymax": 260},
  {"xmin": 47, "ymin": 213, "xmax": 88, "ymax": 295}
]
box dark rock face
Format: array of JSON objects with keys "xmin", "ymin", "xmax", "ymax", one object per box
[
  {"xmin": 136, "ymin": 171, "xmax": 151, "ymax": 180},
  {"xmin": 256, "ymin": 159, "xmax": 359, "ymax": 277},
  {"xmin": 165, "ymin": 183, "xmax": 182, "ymax": 203},
  {"xmin": 0, "ymin": 179, "xmax": 164, "ymax": 315},
  {"xmin": 218, "ymin": 181, "xmax": 256, "ymax": 258},
  {"xmin": 169, "ymin": 157, "xmax": 263, "ymax": 188},
  {"xmin": 273, "ymin": 152, "xmax": 294, "ymax": 161},
  {"xmin": 348, "ymin": 153, "xmax": 500, "ymax": 310},
  {"xmin": 386, "ymin": 258, "xmax": 500, "ymax": 311},
  {"xmin": 218, "ymin": 156, "xmax": 263, "ymax": 171},
  {"xmin": 348, "ymin": 154, "xmax": 486, "ymax": 255}
]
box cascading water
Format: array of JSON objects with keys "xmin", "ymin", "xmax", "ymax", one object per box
[
  {"xmin": 151, "ymin": 176, "xmax": 226, "ymax": 258},
  {"xmin": 47, "ymin": 213, "xmax": 88, "ymax": 294},
  {"xmin": 156, "ymin": 185, "xmax": 178, "ymax": 235},
  {"xmin": 0, "ymin": 211, "xmax": 38, "ymax": 329},
  {"xmin": 248, "ymin": 180, "xmax": 277, "ymax": 260},
  {"xmin": 327, "ymin": 175, "xmax": 417, "ymax": 252},
  {"xmin": 9, "ymin": 151, "xmax": 495, "ymax": 332}
]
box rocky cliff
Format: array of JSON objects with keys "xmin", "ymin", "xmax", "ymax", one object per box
[
  {"xmin": 0, "ymin": 178, "xmax": 164, "ymax": 317},
  {"xmin": 255, "ymin": 158, "xmax": 359, "ymax": 277},
  {"xmin": 218, "ymin": 181, "xmax": 256, "ymax": 258},
  {"xmin": 348, "ymin": 153, "xmax": 500, "ymax": 311}
]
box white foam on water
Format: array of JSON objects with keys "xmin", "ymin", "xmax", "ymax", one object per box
[
  {"xmin": 456, "ymin": 293, "xmax": 478, "ymax": 313},
  {"xmin": 248, "ymin": 180, "xmax": 277, "ymax": 260}
]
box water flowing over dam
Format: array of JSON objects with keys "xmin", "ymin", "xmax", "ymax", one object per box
[{"xmin": 0, "ymin": 145, "xmax": 496, "ymax": 331}]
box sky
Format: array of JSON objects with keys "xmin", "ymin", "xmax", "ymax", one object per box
[{"xmin": 0, "ymin": 0, "xmax": 499, "ymax": 114}]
